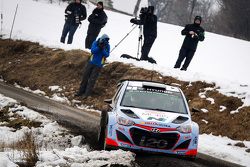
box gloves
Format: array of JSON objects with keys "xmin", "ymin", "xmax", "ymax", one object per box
[{"xmin": 98, "ymin": 39, "xmax": 105, "ymax": 49}]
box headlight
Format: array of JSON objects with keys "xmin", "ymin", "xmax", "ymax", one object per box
[
  {"xmin": 177, "ymin": 124, "xmax": 192, "ymax": 133},
  {"xmin": 117, "ymin": 117, "xmax": 135, "ymax": 126}
]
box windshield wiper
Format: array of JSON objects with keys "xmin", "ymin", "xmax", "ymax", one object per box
[
  {"xmin": 151, "ymin": 108, "xmax": 177, "ymax": 113},
  {"xmin": 122, "ymin": 105, "xmax": 138, "ymax": 108}
]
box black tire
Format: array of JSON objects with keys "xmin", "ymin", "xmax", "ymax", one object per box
[{"xmin": 97, "ymin": 111, "xmax": 108, "ymax": 150}]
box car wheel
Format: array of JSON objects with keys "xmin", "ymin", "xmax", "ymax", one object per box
[{"xmin": 97, "ymin": 111, "xmax": 108, "ymax": 150}]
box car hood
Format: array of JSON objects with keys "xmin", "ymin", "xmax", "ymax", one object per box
[{"xmin": 120, "ymin": 107, "xmax": 189, "ymax": 124}]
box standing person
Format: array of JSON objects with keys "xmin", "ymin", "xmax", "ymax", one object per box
[
  {"xmin": 140, "ymin": 6, "xmax": 157, "ymax": 62},
  {"xmin": 174, "ymin": 16, "xmax": 205, "ymax": 71},
  {"xmin": 131, "ymin": 6, "xmax": 157, "ymax": 63},
  {"xmin": 75, "ymin": 34, "xmax": 110, "ymax": 98},
  {"xmin": 60, "ymin": 0, "xmax": 87, "ymax": 44},
  {"xmin": 85, "ymin": 1, "xmax": 107, "ymax": 49}
]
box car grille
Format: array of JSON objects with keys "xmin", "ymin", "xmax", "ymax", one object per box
[{"xmin": 130, "ymin": 128, "xmax": 179, "ymax": 149}]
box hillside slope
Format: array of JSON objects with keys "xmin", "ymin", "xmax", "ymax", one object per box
[{"xmin": 0, "ymin": 39, "xmax": 249, "ymax": 141}]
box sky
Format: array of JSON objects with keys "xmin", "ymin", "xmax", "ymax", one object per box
[{"xmin": 0, "ymin": 0, "xmax": 250, "ymax": 166}]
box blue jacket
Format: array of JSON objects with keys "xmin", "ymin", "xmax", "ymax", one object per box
[{"xmin": 90, "ymin": 39, "xmax": 110, "ymax": 67}]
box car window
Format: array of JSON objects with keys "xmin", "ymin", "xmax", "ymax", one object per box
[
  {"xmin": 113, "ymin": 84, "xmax": 123, "ymax": 104},
  {"xmin": 120, "ymin": 88, "xmax": 187, "ymax": 114}
]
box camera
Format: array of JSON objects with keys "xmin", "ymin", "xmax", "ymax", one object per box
[
  {"xmin": 140, "ymin": 7, "xmax": 148, "ymax": 14},
  {"xmin": 130, "ymin": 6, "xmax": 154, "ymax": 25}
]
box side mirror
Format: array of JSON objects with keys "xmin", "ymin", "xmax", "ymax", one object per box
[
  {"xmin": 104, "ymin": 99, "xmax": 112, "ymax": 104},
  {"xmin": 191, "ymin": 108, "xmax": 200, "ymax": 113}
]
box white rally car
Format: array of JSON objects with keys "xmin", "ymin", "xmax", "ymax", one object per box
[{"xmin": 98, "ymin": 80, "xmax": 199, "ymax": 159}]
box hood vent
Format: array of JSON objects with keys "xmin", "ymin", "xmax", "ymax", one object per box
[
  {"xmin": 121, "ymin": 109, "xmax": 139, "ymax": 119},
  {"xmin": 172, "ymin": 116, "xmax": 189, "ymax": 124}
]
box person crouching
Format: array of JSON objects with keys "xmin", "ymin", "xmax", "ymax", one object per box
[{"xmin": 75, "ymin": 34, "xmax": 110, "ymax": 98}]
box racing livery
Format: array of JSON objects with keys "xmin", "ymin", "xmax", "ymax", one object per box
[{"xmin": 98, "ymin": 80, "xmax": 199, "ymax": 159}]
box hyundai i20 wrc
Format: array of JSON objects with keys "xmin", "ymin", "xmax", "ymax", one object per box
[{"xmin": 98, "ymin": 80, "xmax": 199, "ymax": 159}]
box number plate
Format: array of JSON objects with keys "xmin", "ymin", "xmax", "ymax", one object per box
[{"xmin": 139, "ymin": 136, "xmax": 168, "ymax": 149}]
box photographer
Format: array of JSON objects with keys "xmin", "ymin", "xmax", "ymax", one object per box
[
  {"xmin": 75, "ymin": 34, "xmax": 110, "ymax": 98},
  {"xmin": 174, "ymin": 16, "xmax": 205, "ymax": 71},
  {"xmin": 60, "ymin": 0, "xmax": 87, "ymax": 44},
  {"xmin": 130, "ymin": 6, "xmax": 157, "ymax": 62},
  {"xmin": 85, "ymin": 1, "xmax": 107, "ymax": 49}
]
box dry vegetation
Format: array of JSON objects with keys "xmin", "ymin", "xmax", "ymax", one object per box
[{"xmin": 0, "ymin": 39, "xmax": 250, "ymax": 141}]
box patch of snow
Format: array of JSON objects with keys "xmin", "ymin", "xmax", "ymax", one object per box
[
  {"xmin": 51, "ymin": 93, "xmax": 71, "ymax": 105},
  {"xmin": 201, "ymin": 108, "xmax": 209, "ymax": 113},
  {"xmin": 33, "ymin": 89, "xmax": 46, "ymax": 96},
  {"xmin": 37, "ymin": 147, "xmax": 135, "ymax": 167},
  {"xmin": 71, "ymin": 135, "xmax": 85, "ymax": 147},
  {"xmin": 199, "ymin": 92, "xmax": 206, "ymax": 98},
  {"xmin": 199, "ymin": 134, "xmax": 250, "ymax": 167},
  {"xmin": 0, "ymin": 153, "xmax": 18, "ymax": 167},
  {"xmin": 219, "ymin": 105, "xmax": 227, "ymax": 112},
  {"xmin": 76, "ymin": 104, "xmax": 101, "ymax": 114},
  {"xmin": 201, "ymin": 119, "xmax": 208, "ymax": 124},
  {"xmin": 206, "ymin": 97, "xmax": 215, "ymax": 104},
  {"xmin": 49, "ymin": 85, "xmax": 63, "ymax": 92},
  {"xmin": 0, "ymin": 94, "xmax": 17, "ymax": 109}
]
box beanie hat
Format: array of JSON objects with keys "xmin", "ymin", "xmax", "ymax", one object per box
[
  {"xmin": 99, "ymin": 34, "xmax": 109, "ymax": 42},
  {"xmin": 97, "ymin": 1, "xmax": 104, "ymax": 8},
  {"xmin": 194, "ymin": 16, "xmax": 202, "ymax": 22}
]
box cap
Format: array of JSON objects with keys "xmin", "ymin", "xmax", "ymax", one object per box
[{"xmin": 194, "ymin": 16, "xmax": 202, "ymax": 22}]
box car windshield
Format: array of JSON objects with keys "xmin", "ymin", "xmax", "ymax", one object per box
[{"xmin": 120, "ymin": 87, "xmax": 187, "ymax": 114}]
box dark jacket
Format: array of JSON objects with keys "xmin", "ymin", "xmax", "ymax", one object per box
[
  {"xmin": 87, "ymin": 8, "xmax": 107, "ymax": 34},
  {"xmin": 142, "ymin": 14, "xmax": 157, "ymax": 38},
  {"xmin": 181, "ymin": 24, "xmax": 205, "ymax": 51},
  {"xmin": 65, "ymin": 2, "xmax": 87, "ymax": 25},
  {"xmin": 90, "ymin": 38, "xmax": 110, "ymax": 67}
]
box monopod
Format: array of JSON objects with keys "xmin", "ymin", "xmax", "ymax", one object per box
[{"xmin": 9, "ymin": 3, "xmax": 18, "ymax": 39}]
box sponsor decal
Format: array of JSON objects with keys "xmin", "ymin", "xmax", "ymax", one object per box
[
  {"xmin": 140, "ymin": 122, "xmax": 171, "ymax": 128},
  {"xmin": 147, "ymin": 117, "xmax": 166, "ymax": 122},
  {"xmin": 176, "ymin": 151, "xmax": 186, "ymax": 155}
]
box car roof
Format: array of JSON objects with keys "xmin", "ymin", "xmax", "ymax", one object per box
[{"xmin": 122, "ymin": 80, "xmax": 181, "ymax": 93}]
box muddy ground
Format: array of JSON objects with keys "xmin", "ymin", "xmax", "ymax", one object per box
[{"xmin": 0, "ymin": 39, "xmax": 249, "ymax": 141}]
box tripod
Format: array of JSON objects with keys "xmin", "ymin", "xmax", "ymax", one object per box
[
  {"xmin": 137, "ymin": 25, "xmax": 143, "ymax": 59},
  {"xmin": 111, "ymin": 24, "xmax": 144, "ymax": 60}
]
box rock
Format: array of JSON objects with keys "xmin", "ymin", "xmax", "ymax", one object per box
[
  {"xmin": 234, "ymin": 142, "xmax": 246, "ymax": 148},
  {"xmin": 246, "ymin": 148, "xmax": 250, "ymax": 153}
]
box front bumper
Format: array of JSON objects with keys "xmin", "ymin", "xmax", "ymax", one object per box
[{"xmin": 105, "ymin": 124, "xmax": 198, "ymax": 156}]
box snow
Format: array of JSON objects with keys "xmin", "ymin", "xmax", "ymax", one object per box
[
  {"xmin": 0, "ymin": 93, "xmax": 135, "ymax": 166},
  {"xmin": 199, "ymin": 134, "xmax": 250, "ymax": 167},
  {"xmin": 219, "ymin": 105, "xmax": 227, "ymax": 112},
  {"xmin": 1, "ymin": 0, "xmax": 250, "ymax": 166},
  {"xmin": 206, "ymin": 97, "xmax": 215, "ymax": 104},
  {"xmin": 51, "ymin": 93, "xmax": 71, "ymax": 104},
  {"xmin": 0, "ymin": 153, "xmax": 18, "ymax": 167},
  {"xmin": 201, "ymin": 108, "xmax": 209, "ymax": 113},
  {"xmin": 49, "ymin": 85, "xmax": 62, "ymax": 92}
]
